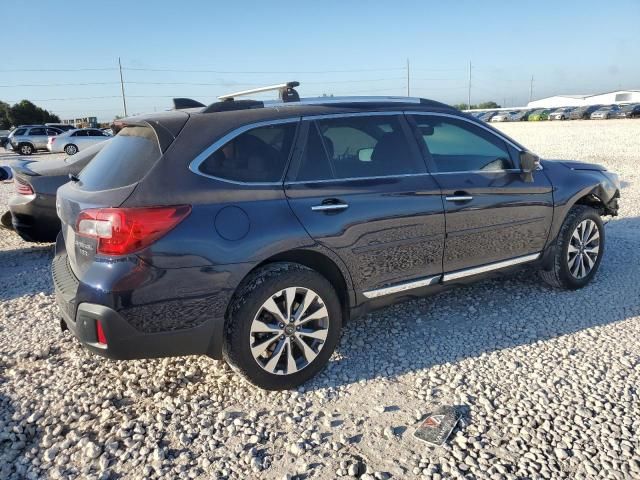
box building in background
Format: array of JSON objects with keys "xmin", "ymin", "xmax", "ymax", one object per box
[
  {"xmin": 527, "ymin": 90, "xmax": 640, "ymax": 108},
  {"xmin": 62, "ymin": 116, "xmax": 98, "ymax": 128}
]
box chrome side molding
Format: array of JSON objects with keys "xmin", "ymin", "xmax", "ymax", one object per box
[
  {"xmin": 362, "ymin": 275, "xmax": 441, "ymax": 299},
  {"xmin": 442, "ymin": 253, "xmax": 541, "ymax": 282},
  {"xmin": 362, "ymin": 252, "xmax": 541, "ymax": 299}
]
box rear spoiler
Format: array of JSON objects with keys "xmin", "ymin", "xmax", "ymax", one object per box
[
  {"xmin": 172, "ymin": 98, "xmax": 205, "ymax": 110},
  {"xmin": 9, "ymin": 159, "xmax": 38, "ymax": 177}
]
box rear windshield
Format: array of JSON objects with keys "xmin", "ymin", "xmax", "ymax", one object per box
[{"xmin": 78, "ymin": 125, "xmax": 161, "ymax": 191}]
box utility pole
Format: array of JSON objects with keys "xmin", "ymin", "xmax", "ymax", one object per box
[
  {"xmin": 467, "ymin": 61, "xmax": 472, "ymax": 109},
  {"xmin": 406, "ymin": 58, "xmax": 410, "ymax": 96},
  {"xmin": 118, "ymin": 57, "xmax": 128, "ymax": 117},
  {"xmin": 529, "ymin": 75, "xmax": 534, "ymax": 103}
]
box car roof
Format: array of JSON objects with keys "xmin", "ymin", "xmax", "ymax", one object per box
[{"xmin": 120, "ymin": 96, "xmax": 460, "ymax": 130}]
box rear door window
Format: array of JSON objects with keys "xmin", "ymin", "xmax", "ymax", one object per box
[
  {"xmin": 78, "ymin": 126, "xmax": 161, "ymax": 191},
  {"xmin": 198, "ymin": 122, "xmax": 297, "ymax": 182},
  {"xmin": 293, "ymin": 114, "xmax": 425, "ymax": 181},
  {"xmin": 29, "ymin": 128, "xmax": 46, "ymax": 136}
]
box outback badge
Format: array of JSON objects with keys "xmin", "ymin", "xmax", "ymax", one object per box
[{"xmin": 414, "ymin": 405, "xmax": 460, "ymax": 447}]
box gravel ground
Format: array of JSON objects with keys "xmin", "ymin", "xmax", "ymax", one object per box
[{"xmin": 1, "ymin": 120, "xmax": 639, "ymax": 480}]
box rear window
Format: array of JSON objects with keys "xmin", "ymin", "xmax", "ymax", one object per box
[
  {"xmin": 78, "ymin": 126, "xmax": 161, "ymax": 191},
  {"xmin": 198, "ymin": 123, "xmax": 297, "ymax": 183}
]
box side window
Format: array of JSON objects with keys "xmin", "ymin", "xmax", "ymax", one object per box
[
  {"xmin": 46, "ymin": 128, "xmax": 60, "ymax": 136},
  {"xmin": 295, "ymin": 115, "xmax": 425, "ymax": 181},
  {"xmin": 73, "ymin": 130, "xmax": 88, "ymax": 137},
  {"xmin": 14, "ymin": 128, "xmax": 27, "ymax": 136},
  {"xmin": 411, "ymin": 115, "xmax": 513, "ymax": 173},
  {"xmin": 29, "ymin": 128, "xmax": 46, "ymax": 135},
  {"xmin": 198, "ymin": 123, "xmax": 297, "ymax": 182}
]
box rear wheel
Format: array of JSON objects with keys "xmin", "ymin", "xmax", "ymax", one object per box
[
  {"xmin": 223, "ymin": 263, "xmax": 342, "ymax": 390},
  {"xmin": 64, "ymin": 144, "xmax": 78, "ymax": 155},
  {"xmin": 540, "ymin": 206, "xmax": 604, "ymax": 289},
  {"xmin": 19, "ymin": 143, "xmax": 34, "ymax": 155}
]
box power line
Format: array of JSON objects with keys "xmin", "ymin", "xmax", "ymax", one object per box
[
  {"xmin": 122, "ymin": 66, "xmax": 405, "ymax": 74},
  {"xmin": 0, "ymin": 67, "xmax": 116, "ymax": 72},
  {"xmin": 0, "ymin": 82, "xmax": 120, "ymax": 88}
]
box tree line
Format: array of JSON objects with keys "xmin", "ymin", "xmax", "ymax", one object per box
[
  {"xmin": 0, "ymin": 100, "xmax": 61, "ymax": 130},
  {"xmin": 453, "ymin": 101, "xmax": 501, "ymax": 110}
]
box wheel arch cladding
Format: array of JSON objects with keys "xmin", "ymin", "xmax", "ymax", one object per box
[{"xmin": 227, "ymin": 249, "xmax": 354, "ymax": 323}]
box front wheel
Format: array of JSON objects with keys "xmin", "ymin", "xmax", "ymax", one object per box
[
  {"xmin": 19, "ymin": 143, "xmax": 34, "ymax": 155},
  {"xmin": 540, "ymin": 206, "xmax": 604, "ymax": 289},
  {"xmin": 223, "ymin": 263, "xmax": 342, "ymax": 390}
]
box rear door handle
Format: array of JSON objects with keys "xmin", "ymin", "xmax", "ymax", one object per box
[
  {"xmin": 445, "ymin": 195, "xmax": 473, "ymax": 202},
  {"xmin": 311, "ymin": 203, "xmax": 349, "ymax": 212}
]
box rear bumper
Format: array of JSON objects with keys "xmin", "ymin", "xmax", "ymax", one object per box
[
  {"xmin": 8, "ymin": 192, "xmax": 60, "ymax": 242},
  {"xmin": 52, "ymin": 239, "xmax": 233, "ymax": 360}
]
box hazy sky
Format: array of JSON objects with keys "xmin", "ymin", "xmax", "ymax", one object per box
[{"xmin": 2, "ymin": 0, "xmax": 638, "ymax": 121}]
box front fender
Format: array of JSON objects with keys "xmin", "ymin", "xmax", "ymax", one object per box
[{"xmin": 542, "ymin": 160, "xmax": 620, "ymax": 249}]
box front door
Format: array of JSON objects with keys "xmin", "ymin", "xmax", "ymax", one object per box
[
  {"xmin": 407, "ymin": 113, "xmax": 554, "ymax": 273},
  {"xmin": 285, "ymin": 113, "xmax": 445, "ymax": 293}
]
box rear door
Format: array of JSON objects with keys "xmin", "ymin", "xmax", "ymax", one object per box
[
  {"xmin": 285, "ymin": 112, "xmax": 445, "ymax": 294},
  {"xmin": 28, "ymin": 127, "xmax": 48, "ymax": 149},
  {"xmin": 407, "ymin": 113, "xmax": 553, "ymax": 274}
]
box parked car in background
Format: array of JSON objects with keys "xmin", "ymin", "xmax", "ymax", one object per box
[
  {"xmin": 509, "ymin": 109, "xmax": 534, "ymax": 121},
  {"xmin": 527, "ymin": 109, "xmax": 552, "ymax": 121},
  {"xmin": 490, "ymin": 111, "xmax": 519, "ymax": 122},
  {"xmin": 47, "ymin": 128, "xmax": 112, "ymax": 155},
  {"xmin": 52, "ymin": 88, "xmax": 620, "ymax": 389},
  {"xmin": 478, "ymin": 110, "xmax": 498, "ymax": 122},
  {"xmin": 569, "ymin": 105, "xmax": 602, "ymax": 120},
  {"xmin": 590, "ymin": 105, "xmax": 620, "ymax": 120},
  {"xmin": 614, "ymin": 104, "xmax": 640, "ymax": 119},
  {"xmin": 3, "ymin": 142, "xmax": 106, "ymax": 242},
  {"xmin": 8, "ymin": 125, "xmax": 64, "ymax": 155},
  {"xmin": 548, "ymin": 107, "xmax": 575, "ymax": 121},
  {"xmin": 45, "ymin": 123, "xmax": 76, "ymax": 132}
]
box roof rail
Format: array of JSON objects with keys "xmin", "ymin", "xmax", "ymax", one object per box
[{"xmin": 218, "ymin": 81, "xmax": 300, "ymax": 102}]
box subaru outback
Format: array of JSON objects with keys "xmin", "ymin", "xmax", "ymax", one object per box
[{"xmin": 53, "ymin": 83, "xmax": 620, "ymax": 390}]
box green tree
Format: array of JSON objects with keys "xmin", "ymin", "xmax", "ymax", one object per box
[
  {"xmin": 0, "ymin": 101, "xmax": 11, "ymax": 129},
  {"xmin": 7, "ymin": 100, "xmax": 60, "ymax": 127}
]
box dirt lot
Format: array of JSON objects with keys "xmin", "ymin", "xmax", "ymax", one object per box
[{"xmin": 1, "ymin": 120, "xmax": 639, "ymax": 479}]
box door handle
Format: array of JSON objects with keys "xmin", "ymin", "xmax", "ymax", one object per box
[
  {"xmin": 311, "ymin": 203, "xmax": 349, "ymax": 212},
  {"xmin": 445, "ymin": 191, "xmax": 473, "ymax": 202}
]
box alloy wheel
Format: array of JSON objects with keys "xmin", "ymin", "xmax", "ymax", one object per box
[
  {"xmin": 249, "ymin": 287, "xmax": 329, "ymax": 375},
  {"xmin": 567, "ymin": 219, "xmax": 600, "ymax": 279}
]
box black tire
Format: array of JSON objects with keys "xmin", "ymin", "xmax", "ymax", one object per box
[
  {"xmin": 19, "ymin": 143, "xmax": 34, "ymax": 155},
  {"xmin": 223, "ymin": 262, "xmax": 342, "ymax": 390},
  {"xmin": 539, "ymin": 205, "xmax": 605, "ymax": 290},
  {"xmin": 64, "ymin": 144, "xmax": 78, "ymax": 155}
]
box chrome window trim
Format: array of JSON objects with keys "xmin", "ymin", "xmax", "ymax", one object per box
[
  {"xmin": 188, "ymin": 117, "xmax": 301, "ymax": 184},
  {"xmin": 301, "ymin": 111, "xmax": 404, "ymax": 121},
  {"xmin": 363, "ymin": 274, "xmax": 441, "ymax": 299},
  {"xmin": 285, "ymin": 172, "xmax": 433, "ymax": 185},
  {"xmin": 442, "ymin": 252, "xmax": 541, "ymax": 282}
]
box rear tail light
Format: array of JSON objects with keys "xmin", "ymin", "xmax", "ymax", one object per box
[
  {"xmin": 51, "ymin": 137, "xmax": 56, "ymax": 144},
  {"xmin": 76, "ymin": 205, "xmax": 191, "ymax": 255},
  {"xmin": 96, "ymin": 319, "xmax": 107, "ymax": 345},
  {"xmin": 15, "ymin": 181, "xmax": 34, "ymax": 196}
]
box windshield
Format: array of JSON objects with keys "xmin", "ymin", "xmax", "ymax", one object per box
[{"xmin": 78, "ymin": 125, "xmax": 161, "ymax": 191}]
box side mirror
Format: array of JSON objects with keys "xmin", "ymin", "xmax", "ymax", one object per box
[
  {"xmin": 520, "ymin": 151, "xmax": 539, "ymax": 183},
  {"xmin": 358, "ymin": 147, "xmax": 373, "ymax": 162}
]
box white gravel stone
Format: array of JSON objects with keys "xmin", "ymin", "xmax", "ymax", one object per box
[{"xmin": 1, "ymin": 121, "xmax": 640, "ymax": 479}]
